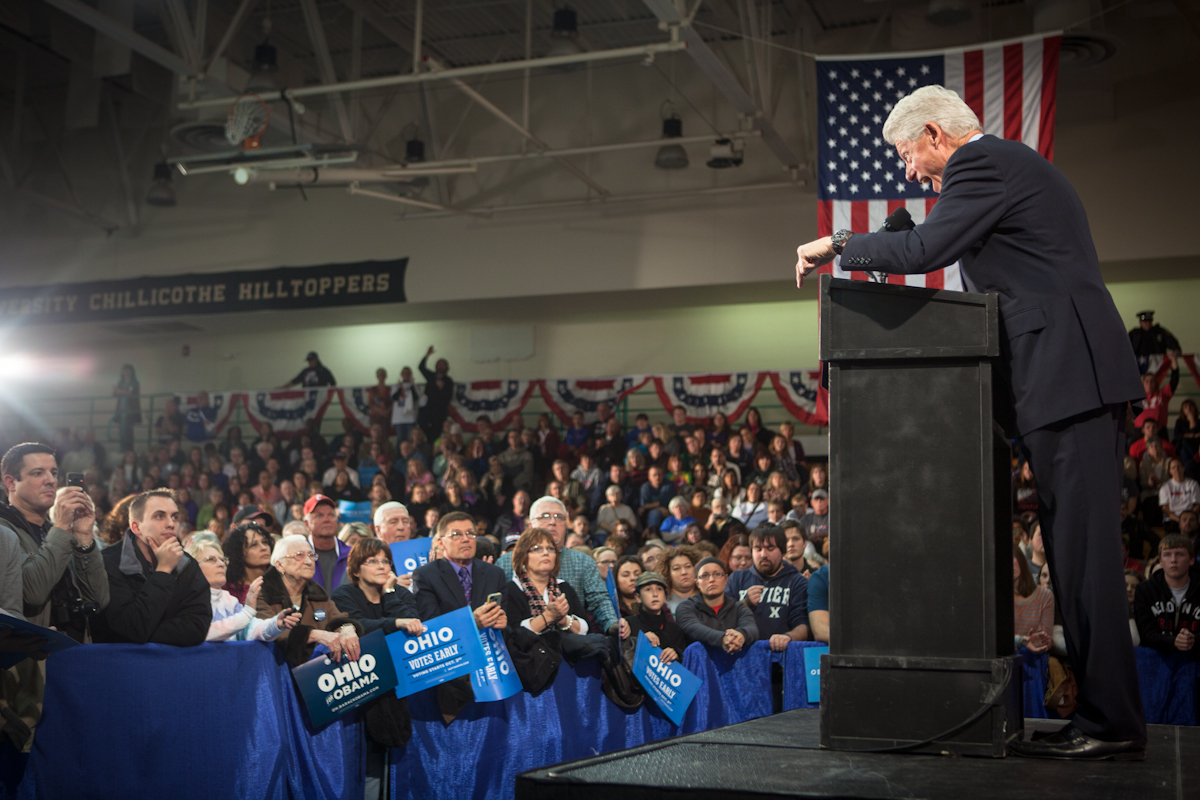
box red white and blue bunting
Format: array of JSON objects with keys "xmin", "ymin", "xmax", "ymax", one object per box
[
  {"xmin": 243, "ymin": 389, "xmax": 336, "ymax": 437},
  {"xmin": 190, "ymin": 370, "xmax": 833, "ymax": 439},
  {"xmin": 767, "ymin": 370, "xmax": 826, "ymax": 427},
  {"xmin": 651, "ymin": 373, "xmax": 769, "ymax": 424},
  {"xmin": 178, "ymin": 390, "xmax": 242, "ymax": 437},
  {"xmin": 539, "ymin": 377, "xmax": 650, "ymax": 424},
  {"xmin": 447, "ymin": 380, "xmax": 539, "ymax": 433}
]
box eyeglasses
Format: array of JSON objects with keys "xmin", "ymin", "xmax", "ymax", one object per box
[
  {"xmin": 362, "ymin": 558, "xmax": 391, "ymax": 567},
  {"xmin": 534, "ymin": 512, "xmax": 567, "ymax": 522},
  {"xmin": 445, "ymin": 531, "xmax": 476, "ymax": 541},
  {"xmin": 528, "ymin": 545, "xmax": 555, "ymax": 555},
  {"xmin": 285, "ymin": 552, "xmax": 316, "ymax": 563},
  {"xmin": 200, "ymin": 556, "xmax": 230, "ymax": 566},
  {"xmin": 697, "ymin": 571, "xmax": 726, "ymax": 581},
  {"xmin": 598, "ymin": 559, "xmax": 618, "ymax": 567}
]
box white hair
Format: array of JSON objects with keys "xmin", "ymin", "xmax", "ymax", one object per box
[
  {"xmin": 882, "ymin": 84, "xmax": 981, "ymax": 144},
  {"xmin": 373, "ymin": 501, "xmax": 408, "ymax": 528},
  {"xmin": 271, "ymin": 534, "xmax": 311, "ymax": 567},
  {"xmin": 605, "ymin": 484, "xmax": 623, "ymax": 500},
  {"xmin": 668, "ymin": 496, "xmax": 690, "ymax": 513},
  {"xmin": 281, "ymin": 520, "xmax": 309, "ymax": 539},
  {"xmin": 184, "ymin": 534, "xmax": 221, "ymax": 560},
  {"xmin": 530, "ymin": 495, "xmax": 567, "ymax": 518}
]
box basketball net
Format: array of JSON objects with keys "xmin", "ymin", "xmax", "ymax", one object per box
[{"xmin": 225, "ymin": 94, "xmax": 270, "ymax": 150}]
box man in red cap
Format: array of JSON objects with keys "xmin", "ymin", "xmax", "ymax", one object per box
[{"xmin": 303, "ymin": 494, "xmax": 349, "ymax": 590}]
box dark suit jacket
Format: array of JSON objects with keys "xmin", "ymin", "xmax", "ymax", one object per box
[
  {"xmin": 840, "ymin": 135, "xmax": 1142, "ymax": 436},
  {"xmin": 412, "ymin": 558, "xmax": 507, "ymax": 621}
]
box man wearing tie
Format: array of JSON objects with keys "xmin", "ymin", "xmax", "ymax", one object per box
[{"xmin": 796, "ymin": 85, "xmax": 1146, "ymax": 761}]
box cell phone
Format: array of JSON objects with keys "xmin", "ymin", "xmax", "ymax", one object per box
[
  {"xmin": 485, "ymin": 592, "xmax": 502, "ymax": 606},
  {"xmin": 66, "ymin": 473, "xmax": 85, "ymax": 489}
]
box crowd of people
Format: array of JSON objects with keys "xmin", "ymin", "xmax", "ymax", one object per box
[{"xmin": 1, "ymin": 332, "xmax": 1196, "ymax": 788}]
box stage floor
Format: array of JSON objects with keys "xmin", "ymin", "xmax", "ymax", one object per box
[{"xmin": 516, "ymin": 710, "xmax": 1196, "ymax": 799}]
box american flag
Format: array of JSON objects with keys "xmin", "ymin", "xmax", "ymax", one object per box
[{"xmin": 815, "ymin": 33, "xmax": 1062, "ymax": 289}]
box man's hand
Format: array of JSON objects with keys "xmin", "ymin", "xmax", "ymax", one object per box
[
  {"xmin": 243, "ymin": 577, "xmax": 264, "ymax": 610},
  {"xmin": 795, "ymin": 236, "xmax": 835, "ymax": 288},
  {"xmin": 660, "ymin": 647, "xmax": 679, "ymax": 664},
  {"xmin": 618, "ymin": 618, "xmax": 630, "ymax": 639},
  {"xmin": 643, "ymin": 631, "xmax": 661, "ymax": 648},
  {"xmin": 742, "ymin": 585, "xmax": 764, "ymax": 608},
  {"xmin": 425, "ymin": 346, "xmax": 435, "ymax": 357},
  {"xmin": 396, "ymin": 618, "xmax": 426, "ymax": 635},
  {"xmin": 51, "ymin": 487, "xmax": 95, "ymax": 543},
  {"xmin": 154, "ymin": 538, "xmax": 183, "ymax": 573},
  {"xmin": 1175, "ymin": 628, "xmax": 1195, "ymax": 652},
  {"xmin": 768, "ymin": 633, "xmax": 791, "ymax": 652},
  {"xmin": 396, "ymin": 573, "xmax": 413, "ymax": 590},
  {"xmin": 473, "ymin": 601, "xmax": 506, "ymax": 629}
]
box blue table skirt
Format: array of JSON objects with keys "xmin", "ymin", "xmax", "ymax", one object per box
[{"xmin": 2, "ymin": 641, "xmax": 1192, "ymax": 800}]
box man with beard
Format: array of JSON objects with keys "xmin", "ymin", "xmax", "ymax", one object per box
[{"xmin": 726, "ymin": 525, "xmax": 809, "ymax": 652}]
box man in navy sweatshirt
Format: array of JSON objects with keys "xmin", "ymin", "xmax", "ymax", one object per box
[{"xmin": 726, "ymin": 525, "xmax": 809, "ymax": 651}]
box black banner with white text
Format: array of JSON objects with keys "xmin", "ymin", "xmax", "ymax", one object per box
[{"xmin": 0, "ymin": 258, "xmax": 407, "ymax": 324}]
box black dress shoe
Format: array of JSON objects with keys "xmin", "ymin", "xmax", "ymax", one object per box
[{"xmin": 1010, "ymin": 724, "xmax": 1145, "ymax": 761}]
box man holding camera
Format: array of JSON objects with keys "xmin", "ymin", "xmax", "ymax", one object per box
[
  {"xmin": 0, "ymin": 443, "xmax": 109, "ymax": 746},
  {"xmin": 0, "ymin": 443, "xmax": 108, "ymax": 637}
]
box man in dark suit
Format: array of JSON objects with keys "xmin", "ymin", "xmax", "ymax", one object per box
[
  {"xmin": 413, "ymin": 511, "xmax": 507, "ymax": 630},
  {"xmin": 796, "ymin": 85, "xmax": 1146, "ymax": 760}
]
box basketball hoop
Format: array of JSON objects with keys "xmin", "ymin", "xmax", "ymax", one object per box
[{"xmin": 225, "ymin": 94, "xmax": 270, "ymax": 150}]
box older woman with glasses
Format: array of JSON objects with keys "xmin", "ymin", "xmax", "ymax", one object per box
[
  {"xmin": 256, "ymin": 534, "xmax": 363, "ymax": 665},
  {"xmin": 186, "ymin": 538, "xmax": 300, "ymax": 641},
  {"xmin": 502, "ymin": 527, "xmax": 588, "ymax": 637},
  {"xmin": 331, "ymin": 539, "xmax": 426, "ymax": 636}
]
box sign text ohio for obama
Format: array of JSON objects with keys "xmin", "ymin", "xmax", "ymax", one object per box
[{"xmin": 0, "ymin": 258, "xmax": 407, "ymax": 324}]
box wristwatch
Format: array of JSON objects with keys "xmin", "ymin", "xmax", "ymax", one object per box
[{"xmin": 830, "ymin": 229, "xmax": 854, "ymax": 255}]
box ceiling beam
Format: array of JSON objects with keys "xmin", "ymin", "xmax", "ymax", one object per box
[
  {"xmin": 641, "ymin": 0, "xmax": 802, "ymax": 170},
  {"xmin": 40, "ymin": 0, "xmax": 195, "ymax": 75},
  {"xmin": 298, "ymin": 0, "xmax": 355, "ymax": 142}
]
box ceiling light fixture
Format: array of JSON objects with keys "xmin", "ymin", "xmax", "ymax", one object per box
[
  {"xmin": 545, "ymin": 6, "xmax": 584, "ymax": 61},
  {"xmin": 654, "ymin": 101, "xmax": 688, "ymax": 170},
  {"xmin": 706, "ymin": 138, "xmax": 744, "ymax": 169},
  {"xmin": 145, "ymin": 162, "xmax": 177, "ymax": 206}
]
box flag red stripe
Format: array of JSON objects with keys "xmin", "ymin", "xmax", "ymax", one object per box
[
  {"xmin": 1002, "ymin": 44, "xmax": 1024, "ymax": 141},
  {"xmin": 963, "ymin": 50, "xmax": 985, "ymax": 124},
  {"xmin": 924, "ymin": 197, "xmax": 945, "ymax": 289},
  {"xmin": 850, "ymin": 202, "xmax": 870, "ymax": 281},
  {"xmin": 1039, "ymin": 35, "xmax": 1060, "ymax": 162},
  {"xmin": 885, "ymin": 199, "xmax": 907, "ymax": 284},
  {"xmin": 818, "ymin": 199, "xmax": 833, "ymax": 238}
]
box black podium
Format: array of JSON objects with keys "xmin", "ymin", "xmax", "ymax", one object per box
[{"xmin": 818, "ymin": 274, "xmax": 1021, "ymax": 757}]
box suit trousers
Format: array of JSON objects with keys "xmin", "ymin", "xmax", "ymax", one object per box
[{"xmin": 1019, "ymin": 404, "xmax": 1147, "ymax": 743}]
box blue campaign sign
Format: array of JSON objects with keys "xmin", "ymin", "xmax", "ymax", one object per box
[
  {"xmin": 0, "ymin": 615, "xmax": 80, "ymax": 669},
  {"xmin": 605, "ymin": 568, "xmax": 620, "ymax": 619},
  {"xmin": 291, "ymin": 629, "xmax": 399, "ymax": 728},
  {"xmin": 387, "ymin": 606, "xmax": 486, "ymax": 699},
  {"xmin": 804, "ymin": 645, "xmax": 829, "ymax": 703},
  {"xmin": 358, "ymin": 466, "xmax": 381, "ymax": 488},
  {"xmin": 631, "ymin": 631, "xmax": 702, "ymax": 726},
  {"xmin": 470, "ymin": 627, "xmax": 523, "ymax": 702},
  {"xmin": 389, "ymin": 538, "xmax": 432, "ymax": 575},
  {"xmin": 338, "ymin": 500, "xmax": 372, "ymax": 524}
]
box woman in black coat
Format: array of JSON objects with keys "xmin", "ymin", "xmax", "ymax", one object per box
[
  {"xmin": 331, "ymin": 539, "xmax": 425, "ymax": 636},
  {"xmin": 502, "ymin": 527, "xmax": 589, "ymax": 637}
]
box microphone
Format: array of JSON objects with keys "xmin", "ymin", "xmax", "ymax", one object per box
[{"xmin": 863, "ymin": 207, "xmax": 915, "ymax": 283}]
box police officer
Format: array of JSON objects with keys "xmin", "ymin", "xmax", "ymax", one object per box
[{"xmin": 1128, "ymin": 311, "xmax": 1180, "ymax": 375}]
